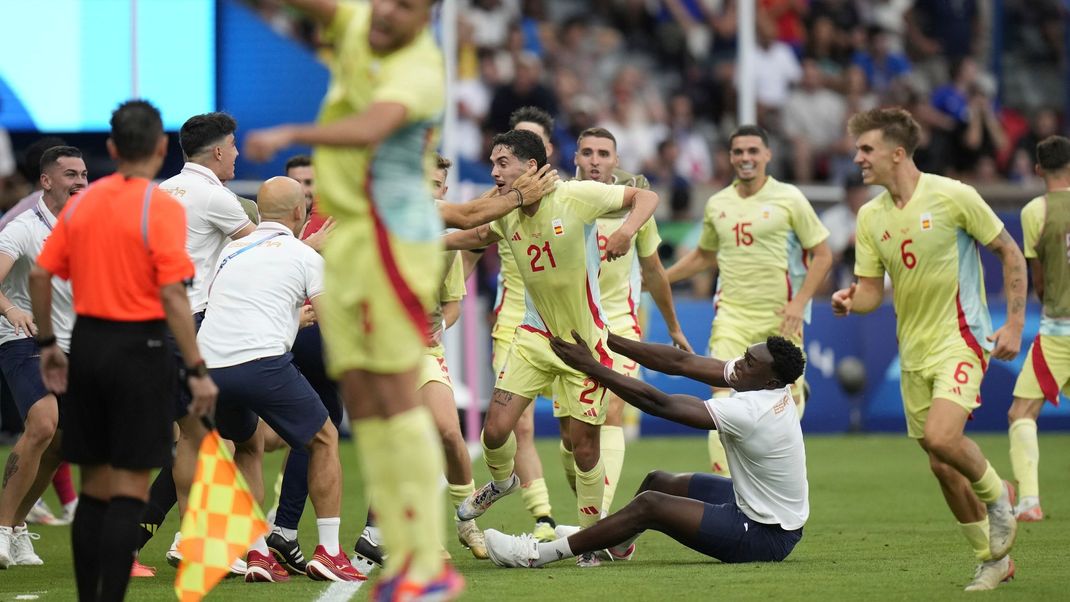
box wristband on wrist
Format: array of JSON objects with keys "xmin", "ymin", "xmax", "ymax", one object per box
[
  {"xmin": 509, "ymin": 187, "xmax": 523, "ymax": 207},
  {"xmin": 186, "ymin": 360, "xmax": 209, "ymax": 379},
  {"xmin": 2, "ymin": 306, "xmax": 16, "ymax": 315},
  {"xmin": 35, "ymin": 335, "xmax": 57, "ymax": 348}
]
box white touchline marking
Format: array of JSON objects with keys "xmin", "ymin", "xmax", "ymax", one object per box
[
  {"xmin": 15, "ymin": 594, "xmax": 43, "ymax": 600},
  {"xmin": 312, "ymin": 556, "xmax": 377, "ymax": 602}
]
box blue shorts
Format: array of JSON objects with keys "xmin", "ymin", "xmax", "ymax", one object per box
[
  {"xmin": 0, "ymin": 338, "xmax": 49, "ymax": 419},
  {"xmin": 686, "ymin": 473, "xmax": 803, "ymax": 563},
  {"xmin": 211, "ymin": 353, "xmax": 329, "ymax": 450},
  {"xmin": 290, "ymin": 323, "xmax": 343, "ymax": 426},
  {"xmin": 169, "ymin": 311, "xmax": 205, "ymax": 419}
]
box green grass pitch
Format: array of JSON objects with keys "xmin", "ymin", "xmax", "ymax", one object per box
[{"xmin": 2, "ymin": 433, "xmax": 1068, "ymax": 600}]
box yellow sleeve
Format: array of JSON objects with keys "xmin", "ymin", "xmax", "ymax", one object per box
[
  {"xmin": 635, "ymin": 217, "xmax": 662, "ymax": 258},
  {"xmin": 790, "ymin": 192, "xmax": 831, "ymax": 249},
  {"xmin": 373, "ymin": 37, "xmax": 444, "ymax": 122},
  {"xmin": 566, "ymin": 181, "xmax": 626, "ymax": 223},
  {"xmin": 488, "ymin": 215, "xmax": 506, "ymax": 240},
  {"xmin": 697, "ymin": 197, "xmax": 719, "ymax": 252},
  {"xmin": 1020, "ymin": 197, "xmax": 1045, "ymax": 259},
  {"xmin": 323, "ymin": 1, "xmax": 361, "ymax": 46},
  {"xmin": 853, "ymin": 207, "xmax": 884, "ymax": 278},
  {"xmin": 954, "ymin": 183, "xmax": 1004, "ymax": 246},
  {"xmin": 440, "ymin": 252, "xmax": 467, "ymax": 303}
]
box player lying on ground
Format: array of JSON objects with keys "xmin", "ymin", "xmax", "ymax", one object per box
[{"xmin": 483, "ymin": 331, "xmax": 808, "ymax": 567}]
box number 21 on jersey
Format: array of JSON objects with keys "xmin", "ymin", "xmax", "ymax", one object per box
[{"xmin": 527, "ymin": 241, "xmax": 557, "ymax": 272}]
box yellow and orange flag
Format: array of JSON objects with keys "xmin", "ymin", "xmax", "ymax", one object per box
[{"xmin": 174, "ymin": 430, "xmax": 268, "ymax": 601}]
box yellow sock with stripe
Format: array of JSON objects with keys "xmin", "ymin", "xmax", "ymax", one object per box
[
  {"xmin": 387, "ymin": 407, "xmax": 446, "ymax": 583},
  {"xmin": 970, "ymin": 461, "xmax": 1003, "ymax": 505},
  {"xmin": 707, "ymin": 431, "xmax": 731, "ymax": 476},
  {"xmin": 959, "ymin": 518, "xmax": 992, "ymax": 561},
  {"xmin": 559, "ymin": 441, "xmax": 577, "ymax": 493},
  {"xmin": 575, "ymin": 460, "xmax": 606, "ymax": 528},
  {"xmin": 521, "ymin": 478, "xmax": 552, "ymax": 519},
  {"xmin": 354, "ymin": 417, "xmax": 406, "ymax": 577},
  {"xmin": 482, "ymin": 430, "xmax": 517, "ymax": 484},
  {"xmin": 600, "ymin": 426, "xmax": 626, "ymax": 512},
  {"xmin": 447, "ymin": 480, "xmax": 476, "ymax": 513},
  {"xmin": 1009, "ymin": 418, "xmax": 1039, "ymax": 498}
]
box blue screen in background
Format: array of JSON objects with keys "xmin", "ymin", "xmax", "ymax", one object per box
[{"xmin": 0, "ymin": 0, "xmax": 215, "ymax": 131}]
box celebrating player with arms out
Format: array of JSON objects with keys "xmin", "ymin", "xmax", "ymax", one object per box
[
  {"xmin": 444, "ymin": 129, "xmax": 658, "ymax": 565},
  {"xmin": 667, "ymin": 125, "xmax": 830, "ymax": 476},
  {"xmin": 833, "ymin": 108, "xmax": 1026, "ymax": 591}
]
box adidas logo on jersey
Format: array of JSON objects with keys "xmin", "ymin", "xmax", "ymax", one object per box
[
  {"xmin": 511, "ymin": 232, "xmax": 522, "ymax": 241},
  {"xmin": 881, "ymin": 230, "xmax": 891, "ymax": 242}
]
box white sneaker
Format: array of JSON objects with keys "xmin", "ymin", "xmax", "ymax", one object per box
[
  {"xmin": 964, "ymin": 556, "xmax": 1015, "ymax": 591},
  {"xmin": 60, "ymin": 499, "xmax": 78, "ymax": 525},
  {"xmin": 230, "ymin": 556, "xmax": 248, "ymax": 576},
  {"xmin": 456, "ymin": 520, "xmax": 488, "ymax": 560},
  {"xmin": 0, "ymin": 526, "xmax": 14, "ymax": 568},
  {"xmin": 484, "ymin": 529, "xmax": 539, "ymax": 568},
  {"xmin": 12, "ymin": 525, "xmax": 42, "ymax": 565},
  {"xmin": 553, "ymin": 524, "xmax": 580, "ymax": 539},
  {"xmin": 457, "ymin": 474, "xmax": 520, "ymax": 520},
  {"xmin": 166, "ymin": 532, "xmax": 183, "ymax": 568},
  {"xmin": 986, "ymin": 481, "xmax": 1018, "ymax": 560},
  {"xmin": 26, "ymin": 499, "xmax": 59, "ymax": 526}
]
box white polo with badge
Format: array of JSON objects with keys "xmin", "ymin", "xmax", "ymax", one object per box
[
  {"xmin": 0, "ymin": 197, "xmax": 75, "ymax": 352},
  {"xmin": 159, "ymin": 162, "xmax": 253, "ymax": 313},
  {"xmin": 198, "ymin": 221, "xmax": 324, "ymax": 368},
  {"xmin": 704, "ymin": 386, "xmax": 809, "ymax": 530}
]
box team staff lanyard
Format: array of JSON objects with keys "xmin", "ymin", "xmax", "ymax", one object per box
[{"xmin": 206, "ymin": 232, "xmax": 287, "ymax": 297}]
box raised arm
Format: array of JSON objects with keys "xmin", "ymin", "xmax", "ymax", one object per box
[
  {"xmin": 444, "ymin": 224, "xmax": 502, "ymax": 251},
  {"xmin": 440, "ymin": 165, "xmax": 559, "ymax": 229},
  {"xmin": 637, "ymin": 252, "xmax": 692, "ymax": 352},
  {"xmin": 665, "ymin": 247, "xmax": 718, "ymax": 283},
  {"xmin": 603, "ymin": 187, "xmax": 659, "ymax": 260},
  {"xmin": 985, "ymin": 228, "xmax": 1027, "ymax": 360},
  {"xmin": 606, "ymin": 332, "xmax": 730, "ymax": 388},
  {"xmin": 550, "ymin": 332, "xmax": 715, "ymax": 430}
]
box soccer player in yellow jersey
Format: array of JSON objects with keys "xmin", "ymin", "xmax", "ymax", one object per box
[
  {"xmin": 559, "ymin": 126, "xmax": 691, "ymax": 514},
  {"xmin": 1007, "ymin": 135, "xmax": 1070, "ymax": 522},
  {"xmin": 667, "ymin": 125, "xmax": 831, "ymax": 476},
  {"xmin": 832, "ymin": 108, "xmax": 1026, "ymax": 592},
  {"xmin": 444, "ymin": 130, "xmax": 659, "ymax": 564}
]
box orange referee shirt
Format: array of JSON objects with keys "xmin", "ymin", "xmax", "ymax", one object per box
[{"xmin": 37, "ymin": 173, "xmax": 194, "ymax": 321}]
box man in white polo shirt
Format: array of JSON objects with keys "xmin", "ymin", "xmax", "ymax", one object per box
[
  {"xmin": 198, "ymin": 176, "xmax": 361, "ymax": 583},
  {"xmin": 143, "ymin": 112, "xmax": 256, "ymax": 568},
  {"xmin": 483, "ymin": 332, "xmax": 808, "ymax": 568},
  {"xmin": 0, "ymin": 146, "xmax": 83, "ymax": 568}
]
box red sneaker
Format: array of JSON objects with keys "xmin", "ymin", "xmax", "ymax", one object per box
[
  {"xmin": 130, "ymin": 558, "xmax": 156, "ymax": 578},
  {"xmin": 306, "ymin": 545, "xmax": 366, "ymax": 582},
  {"xmin": 245, "ymin": 549, "xmax": 290, "ymax": 583}
]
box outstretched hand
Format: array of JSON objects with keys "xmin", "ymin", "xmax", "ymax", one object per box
[{"xmin": 549, "ymin": 330, "xmax": 597, "ymax": 372}]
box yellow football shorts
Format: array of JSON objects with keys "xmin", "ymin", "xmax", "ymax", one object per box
[
  {"xmin": 900, "ymin": 348, "xmax": 987, "ymax": 439},
  {"xmin": 320, "ymin": 217, "xmax": 442, "ymax": 377},
  {"xmin": 1013, "ymin": 334, "xmax": 1070, "ymax": 404},
  {"xmin": 497, "ymin": 327, "xmax": 611, "ymax": 425},
  {"xmin": 417, "ymin": 346, "xmax": 453, "ymax": 391},
  {"xmin": 552, "ymin": 328, "xmax": 641, "ymax": 418}
]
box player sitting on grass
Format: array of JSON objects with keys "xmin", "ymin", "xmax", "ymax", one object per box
[{"xmin": 483, "ymin": 332, "xmax": 808, "ymax": 567}]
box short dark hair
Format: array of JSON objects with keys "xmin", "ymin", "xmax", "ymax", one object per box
[
  {"xmin": 766, "ymin": 336, "xmax": 806, "ymax": 384},
  {"xmin": 577, "ymin": 127, "xmax": 617, "ymax": 149},
  {"xmin": 491, "ymin": 130, "xmax": 548, "ymax": 168},
  {"xmin": 284, "ymin": 155, "xmax": 311, "ymax": 173},
  {"xmin": 1036, "ymin": 135, "xmax": 1070, "ymax": 172},
  {"xmin": 435, "ymin": 153, "xmax": 452, "ymax": 172},
  {"xmin": 509, "ymin": 106, "xmax": 554, "ymax": 135},
  {"xmin": 179, "ymin": 112, "xmax": 237, "ymax": 158},
  {"xmin": 18, "ymin": 136, "xmax": 67, "ymax": 183},
  {"xmin": 847, "ymin": 107, "xmax": 921, "ymax": 156},
  {"xmin": 110, "ymin": 100, "xmax": 164, "ymax": 161},
  {"xmin": 39, "ymin": 146, "xmax": 83, "ymax": 174},
  {"xmin": 728, "ymin": 125, "xmax": 769, "ymax": 148}
]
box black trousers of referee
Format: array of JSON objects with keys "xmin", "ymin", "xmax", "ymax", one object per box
[{"xmin": 63, "ymin": 317, "xmax": 176, "ymax": 602}]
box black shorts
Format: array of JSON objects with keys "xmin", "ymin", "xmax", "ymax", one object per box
[
  {"xmin": 169, "ymin": 310, "xmax": 205, "ymax": 419},
  {"xmin": 62, "ymin": 316, "xmax": 176, "ymax": 470}
]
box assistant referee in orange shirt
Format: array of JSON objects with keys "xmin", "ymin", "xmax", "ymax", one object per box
[{"xmin": 29, "ymin": 100, "xmax": 218, "ymax": 602}]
